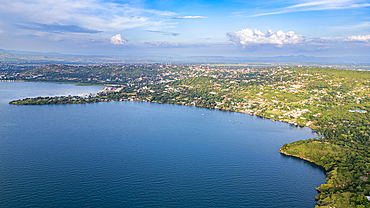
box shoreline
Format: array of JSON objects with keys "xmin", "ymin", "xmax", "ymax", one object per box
[{"xmin": 2, "ymin": 81, "xmax": 356, "ymax": 207}]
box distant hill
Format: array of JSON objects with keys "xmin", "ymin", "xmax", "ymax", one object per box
[{"xmin": 0, "ymin": 50, "xmax": 369, "ymax": 65}]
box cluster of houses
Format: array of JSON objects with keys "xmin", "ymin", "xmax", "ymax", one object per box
[{"xmin": 99, "ymin": 87, "xmax": 123, "ymax": 94}]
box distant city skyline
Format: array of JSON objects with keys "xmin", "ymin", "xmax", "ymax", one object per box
[{"xmin": 0, "ymin": 0, "xmax": 369, "ymax": 57}]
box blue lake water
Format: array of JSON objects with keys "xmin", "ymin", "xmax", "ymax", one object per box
[{"xmin": 0, "ymin": 82, "xmax": 326, "ymax": 207}]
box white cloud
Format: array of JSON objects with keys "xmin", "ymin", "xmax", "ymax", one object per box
[
  {"xmin": 227, "ymin": 29, "xmax": 305, "ymax": 47},
  {"xmin": 0, "ymin": 0, "xmax": 175, "ymax": 33},
  {"xmin": 111, "ymin": 34, "xmax": 128, "ymax": 45},
  {"xmin": 306, "ymin": 38, "xmax": 328, "ymax": 45},
  {"xmin": 145, "ymin": 41, "xmax": 179, "ymax": 47},
  {"xmin": 251, "ymin": 0, "xmax": 370, "ymax": 17},
  {"xmin": 344, "ymin": 35, "xmax": 370, "ymax": 42},
  {"xmin": 172, "ymin": 16, "xmax": 206, "ymax": 19}
]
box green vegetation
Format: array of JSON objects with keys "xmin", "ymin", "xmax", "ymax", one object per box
[
  {"xmin": 6, "ymin": 64, "xmax": 370, "ymax": 207},
  {"xmin": 281, "ymin": 140, "xmax": 370, "ymax": 208}
]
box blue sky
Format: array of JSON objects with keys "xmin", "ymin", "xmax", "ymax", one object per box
[{"xmin": 0, "ymin": 0, "xmax": 369, "ymax": 57}]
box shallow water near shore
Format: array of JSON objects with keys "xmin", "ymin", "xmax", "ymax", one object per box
[{"xmin": 0, "ymin": 82, "xmax": 326, "ymax": 207}]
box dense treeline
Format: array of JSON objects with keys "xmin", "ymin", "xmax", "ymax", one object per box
[{"xmin": 281, "ymin": 103, "xmax": 370, "ymax": 207}]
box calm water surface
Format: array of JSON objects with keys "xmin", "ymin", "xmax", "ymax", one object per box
[{"xmin": 0, "ymin": 82, "xmax": 326, "ymax": 207}]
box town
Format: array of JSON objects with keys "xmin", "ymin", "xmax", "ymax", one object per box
[{"xmin": 7, "ymin": 64, "xmax": 369, "ymax": 127}]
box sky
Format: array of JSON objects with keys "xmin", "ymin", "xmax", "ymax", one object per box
[{"xmin": 0, "ymin": 0, "xmax": 369, "ymax": 57}]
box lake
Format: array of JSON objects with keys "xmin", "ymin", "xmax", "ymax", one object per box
[{"xmin": 0, "ymin": 82, "xmax": 326, "ymax": 207}]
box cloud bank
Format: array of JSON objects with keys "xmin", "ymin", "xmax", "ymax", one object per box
[
  {"xmin": 227, "ymin": 29, "xmax": 304, "ymax": 47},
  {"xmin": 172, "ymin": 16, "xmax": 206, "ymax": 19},
  {"xmin": 111, "ymin": 34, "xmax": 128, "ymax": 45},
  {"xmin": 144, "ymin": 30, "xmax": 180, "ymax": 36},
  {"xmin": 344, "ymin": 35, "xmax": 370, "ymax": 42},
  {"xmin": 145, "ymin": 41, "xmax": 179, "ymax": 47}
]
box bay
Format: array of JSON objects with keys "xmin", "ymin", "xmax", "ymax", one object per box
[{"xmin": 0, "ymin": 82, "xmax": 326, "ymax": 207}]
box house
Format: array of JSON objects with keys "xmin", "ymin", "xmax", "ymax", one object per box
[
  {"xmin": 356, "ymin": 109, "xmax": 367, "ymax": 113},
  {"xmin": 348, "ymin": 109, "xmax": 367, "ymax": 113}
]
